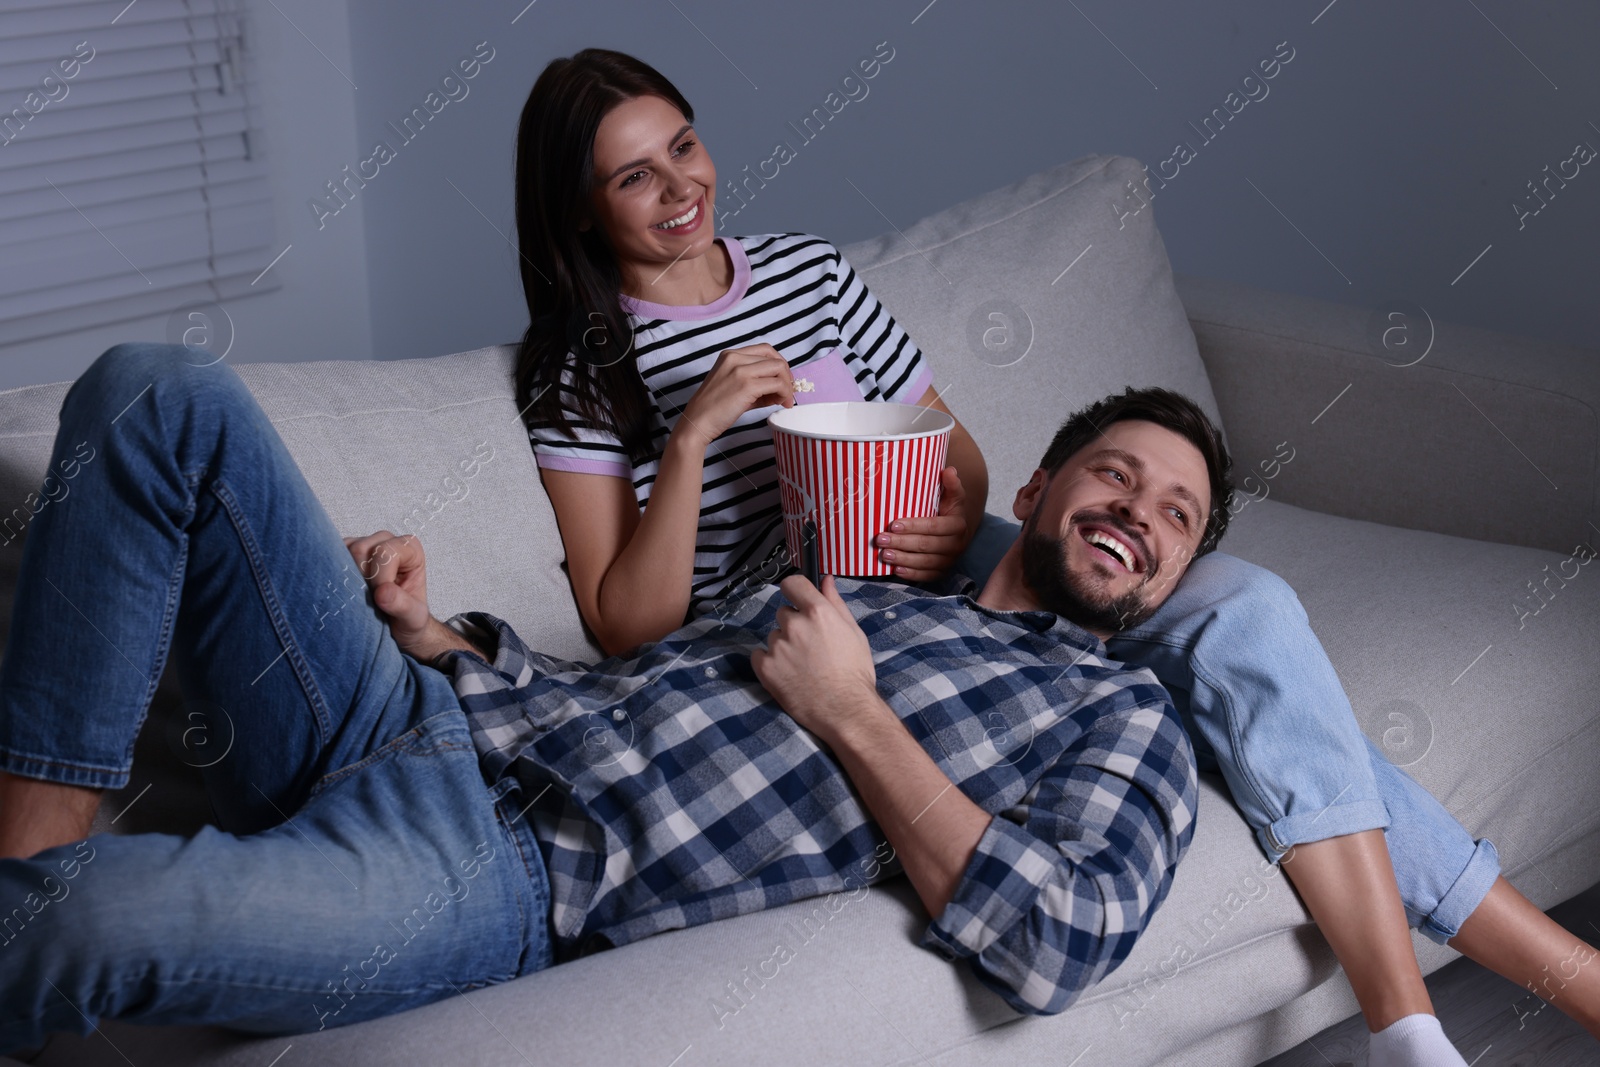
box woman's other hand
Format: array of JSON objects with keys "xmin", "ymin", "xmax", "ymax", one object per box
[
  {"xmin": 676, "ymin": 344, "xmax": 795, "ymax": 449},
  {"xmin": 875, "ymin": 465, "xmax": 969, "ymax": 582}
]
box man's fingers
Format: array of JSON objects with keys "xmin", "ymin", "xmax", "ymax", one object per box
[
  {"xmin": 349, "ymin": 533, "xmax": 414, "ymax": 583},
  {"xmin": 777, "ymin": 572, "xmax": 826, "ymax": 610},
  {"xmin": 820, "ymin": 573, "xmax": 857, "ymax": 622},
  {"xmin": 345, "ymin": 530, "xmax": 398, "ymax": 574}
]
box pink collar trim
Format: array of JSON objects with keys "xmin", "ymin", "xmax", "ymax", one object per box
[{"xmin": 618, "ymin": 236, "xmax": 750, "ymax": 321}]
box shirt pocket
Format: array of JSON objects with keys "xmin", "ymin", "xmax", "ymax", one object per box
[{"xmin": 791, "ymin": 347, "xmax": 866, "ymax": 404}]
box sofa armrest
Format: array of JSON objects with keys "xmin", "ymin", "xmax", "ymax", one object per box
[{"xmin": 1174, "ymin": 274, "xmax": 1600, "ymax": 555}]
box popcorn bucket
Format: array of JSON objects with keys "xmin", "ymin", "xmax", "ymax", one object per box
[{"xmin": 768, "ymin": 401, "xmax": 953, "ymax": 578}]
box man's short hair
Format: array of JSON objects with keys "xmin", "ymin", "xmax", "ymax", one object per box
[{"xmin": 1039, "ymin": 387, "xmax": 1235, "ymax": 556}]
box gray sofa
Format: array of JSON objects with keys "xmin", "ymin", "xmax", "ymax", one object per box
[{"xmin": 3, "ymin": 155, "xmax": 1597, "ymax": 1066}]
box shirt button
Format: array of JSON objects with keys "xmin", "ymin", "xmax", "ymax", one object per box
[
  {"xmin": 704, "ymin": 666, "xmax": 718, "ymax": 678},
  {"xmin": 611, "ymin": 708, "xmax": 626, "ymax": 722},
  {"xmin": 884, "ymin": 610, "xmax": 897, "ymax": 620}
]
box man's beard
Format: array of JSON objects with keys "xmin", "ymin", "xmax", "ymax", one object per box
[{"xmin": 1019, "ymin": 509, "xmax": 1161, "ymax": 634}]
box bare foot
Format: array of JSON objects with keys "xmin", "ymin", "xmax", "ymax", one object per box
[{"xmin": 0, "ymin": 772, "xmax": 101, "ymax": 859}]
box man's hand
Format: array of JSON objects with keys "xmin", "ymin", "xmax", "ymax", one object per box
[
  {"xmin": 754, "ymin": 573, "xmax": 992, "ymax": 923},
  {"xmin": 750, "ymin": 574, "xmax": 879, "ymax": 743},
  {"xmin": 344, "ymin": 531, "xmax": 433, "ymax": 659},
  {"xmin": 875, "ymin": 465, "xmax": 968, "ymax": 582}
]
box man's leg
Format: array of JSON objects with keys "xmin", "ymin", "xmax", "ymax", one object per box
[
  {"xmin": 0, "ymin": 343, "xmax": 550, "ymax": 1042},
  {"xmin": 1, "ymin": 342, "xmax": 445, "ymax": 842},
  {"xmin": 0, "ymin": 708, "xmax": 545, "ymax": 1049}
]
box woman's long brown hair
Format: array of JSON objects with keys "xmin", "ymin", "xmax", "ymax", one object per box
[{"xmin": 512, "ymin": 48, "xmax": 696, "ymax": 466}]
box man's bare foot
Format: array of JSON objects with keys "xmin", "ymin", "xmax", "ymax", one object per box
[{"xmin": 0, "ymin": 772, "xmax": 101, "ymax": 859}]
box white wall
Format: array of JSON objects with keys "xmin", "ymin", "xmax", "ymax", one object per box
[{"xmin": 0, "ymin": 0, "xmax": 374, "ymax": 391}]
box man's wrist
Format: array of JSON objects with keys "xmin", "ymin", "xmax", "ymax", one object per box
[
  {"xmin": 413, "ymin": 616, "xmax": 492, "ymax": 668},
  {"xmin": 812, "ymin": 685, "xmax": 897, "ymax": 751}
]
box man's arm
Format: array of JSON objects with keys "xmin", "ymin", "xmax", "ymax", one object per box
[
  {"xmin": 809, "ymin": 686, "xmax": 991, "ymax": 921},
  {"xmin": 343, "ymin": 531, "xmax": 494, "ymax": 667},
  {"xmin": 752, "ymin": 574, "xmax": 1198, "ymax": 1015}
]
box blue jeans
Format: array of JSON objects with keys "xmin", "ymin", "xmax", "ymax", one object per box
[
  {"xmin": 0, "ymin": 345, "xmax": 552, "ymax": 1051},
  {"xmin": 954, "ymin": 513, "xmax": 1500, "ymax": 944}
]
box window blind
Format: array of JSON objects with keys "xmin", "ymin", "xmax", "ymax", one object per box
[{"xmin": 0, "ymin": 0, "xmax": 277, "ymax": 348}]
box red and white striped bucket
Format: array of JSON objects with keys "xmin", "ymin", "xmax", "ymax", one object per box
[{"xmin": 769, "ymin": 401, "xmax": 953, "ymax": 578}]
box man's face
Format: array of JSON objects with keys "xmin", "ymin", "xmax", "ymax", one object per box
[{"xmin": 1015, "ymin": 420, "xmax": 1211, "ymax": 635}]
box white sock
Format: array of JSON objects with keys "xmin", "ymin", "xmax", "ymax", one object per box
[{"xmin": 1367, "ymin": 1012, "xmax": 1468, "ymax": 1067}]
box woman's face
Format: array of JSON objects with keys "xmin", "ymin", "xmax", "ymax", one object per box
[{"xmin": 585, "ymin": 94, "xmax": 718, "ymax": 279}]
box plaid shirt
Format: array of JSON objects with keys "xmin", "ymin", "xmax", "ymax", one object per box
[{"xmin": 439, "ymin": 571, "xmax": 1196, "ymax": 1016}]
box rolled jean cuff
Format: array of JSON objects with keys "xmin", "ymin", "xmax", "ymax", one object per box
[
  {"xmin": 1257, "ymin": 797, "xmax": 1392, "ymax": 863},
  {"xmin": 0, "ymin": 746, "xmax": 130, "ymax": 791},
  {"xmin": 1415, "ymin": 837, "xmax": 1500, "ymax": 945}
]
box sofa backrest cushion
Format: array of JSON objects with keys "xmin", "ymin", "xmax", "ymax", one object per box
[
  {"xmin": 0, "ymin": 345, "xmax": 604, "ymax": 667},
  {"xmin": 839, "ymin": 153, "xmax": 1221, "ymax": 516}
]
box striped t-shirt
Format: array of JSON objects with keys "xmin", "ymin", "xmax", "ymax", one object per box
[{"xmin": 527, "ymin": 232, "xmax": 934, "ymax": 620}]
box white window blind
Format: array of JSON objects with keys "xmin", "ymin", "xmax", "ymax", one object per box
[{"xmin": 0, "ymin": 0, "xmax": 277, "ymax": 348}]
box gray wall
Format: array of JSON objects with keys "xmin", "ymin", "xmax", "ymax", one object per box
[
  {"xmin": 0, "ymin": 0, "xmax": 374, "ymax": 391},
  {"xmin": 3, "ymin": 0, "xmax": 1593, "ymax": 391},
  {"xmin": 346, "ymin": 0, "xmax": 1598, "ymax": 366}
]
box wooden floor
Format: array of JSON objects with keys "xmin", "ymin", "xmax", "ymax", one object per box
[{"xmin": 1261, "ymin": 883, "xmax": 1600, "ymax": 1066}]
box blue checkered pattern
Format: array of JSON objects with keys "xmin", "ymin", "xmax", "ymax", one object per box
[{"xmin": 439, "ymin": 571, "xmax": 1196, "ymax": 1015}]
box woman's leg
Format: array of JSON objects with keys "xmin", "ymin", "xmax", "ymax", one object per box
[
  {"xmin": 1369, "ymin": 730, "xmax": 1600, "ymax": 1036},
  {"xmin": 0, "ymin": 342, "xmax": 441, "ymax": 850},
  {"xmin": 1450, "ymin": 878, "xmax": 1600, "ymax": 1037},
  {"xmin": 1103, "ymin": 552, "xmax": 1446, "ymax": 1032},
  {"xmin": 1277, "ymin": 829, "xmax": 1433, "ymax": 1028},
  {"xmin": 961, "ymin": 519, "xmax": 1579, "ymax": 1049}
]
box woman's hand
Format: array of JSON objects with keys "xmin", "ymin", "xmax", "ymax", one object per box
[
  {"xmin": 675, "ymin": 344, "xmax": 795, "ymax": 449},
  {"xmin": 875, "ymin": 465, "xmax": 969, "ymax": 582},
  {"xmin": 344, "ymin": 531, "xmax": 434, "ymax": 658}
]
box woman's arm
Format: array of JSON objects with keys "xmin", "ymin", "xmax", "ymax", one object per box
[
  {"xmin": 871, "ymin": 385, "xmax": 989, "ymax": 583},
  {"xmin": 540, "ymin": 345, "xmax": 797, "ymax": 658},
  {"xmin": 918, "ymin": 385, "xmax": 988, "ymax": 549},
  {"xmin": 539, "ymin": 430, "xmax": 707, "ymax": 659}
]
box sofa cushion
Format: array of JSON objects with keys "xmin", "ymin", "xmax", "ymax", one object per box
[
  {"xmin": 0, "ymin": 344, "xmax": 598, "ymax": 671},
  {"xmin": 839, "ymin": 154, "xmax": 1222, "ymax": 518}
]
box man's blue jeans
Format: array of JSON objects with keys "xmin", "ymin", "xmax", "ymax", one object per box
[
  {"xmin": 954, "ymin": 512, "xmax": 1500, "ymax": 943},
  {"xmin": 0, "ymin": 345, "xmax": 552, "ymax": 1050}
]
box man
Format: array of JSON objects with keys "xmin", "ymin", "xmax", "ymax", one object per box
[{"xmin": 0, "ymin": 344, "xmax": 1221, "ymax": 1048}]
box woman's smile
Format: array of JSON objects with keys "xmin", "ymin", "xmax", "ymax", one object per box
[{"xmin": 650, "ymin": 194, "xmax": 705, "ymax": 234}]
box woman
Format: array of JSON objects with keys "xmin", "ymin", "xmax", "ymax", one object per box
[
  {"xmin": 509, "ymin": 48, "xmax": 1599, "ymax": 1067},
  {"xmin": 510, "ymin": 48, "xmax": 988, "ymax": 659}
]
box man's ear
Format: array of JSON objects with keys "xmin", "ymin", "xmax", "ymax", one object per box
[{"xmin": 1011, "ymin": 468, "xmax": 1049, "ymax": 523}]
